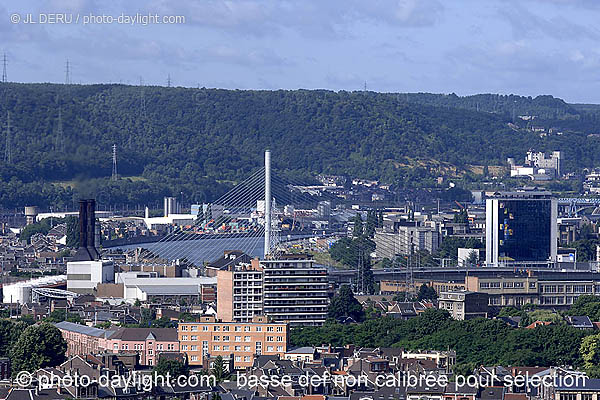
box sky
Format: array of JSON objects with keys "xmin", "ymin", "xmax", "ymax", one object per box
[{"xmin": 2, "ymin": 0, "xmax": 600, "ymax": 103}]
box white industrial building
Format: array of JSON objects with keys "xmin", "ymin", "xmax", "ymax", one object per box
[
  {"xmin": 3, "ymin": 275, "xmax": 68, "ymax": 304},
  {"xmin": 67, "ymin": 260, "xmax": 115, "ymax": 294},
  {"xmin": 113, "ymin": 271, "xmax": 216, "ymax": 302}
]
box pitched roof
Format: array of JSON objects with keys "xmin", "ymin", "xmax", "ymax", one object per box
[
  {"xmin": 107, "ymin": 327, "xmax": 178, "ymax": 342},
  {"xmin": 54, "ymin": 321, "xmax": 107, "ymax": 338}
]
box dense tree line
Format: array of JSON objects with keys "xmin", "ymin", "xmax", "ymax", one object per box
[
  {"xmin": 2, "ymin": 84, "xmax": 600, "ymax": 209},
  {"xmin": 290, "ymin": 308, "xmax": 588, "ymax": 372},
  {"xmin": 0, "ymin": 320, "xmax": 67, "ymax": 374}
]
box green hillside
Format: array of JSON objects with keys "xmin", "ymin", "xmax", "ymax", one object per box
[{"xmin": 0, "ymin": 83, "xmax": 599, "ymax": 209}]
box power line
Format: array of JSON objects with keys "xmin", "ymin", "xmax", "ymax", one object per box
[
  {"xmin": 1, "ymin": 53, "xmax": 7, "ymax": 83},
  {"xmin": 139, "ymin": 77, "xmax": 146, "ymax": 118},
  {"xmin": 65, "ymin": 59, "xmax": 71, "ymax": 85},
  {"xmin": 55, "ymin": 108, "xmax": 65, "ymax": 152},
  {"xmin": 4, "ymin": 111, "xmax": 12, "ymax": 164},
  {"xmin": 111, "ymin": 144, "xmax": 118, "ymax": 181}
]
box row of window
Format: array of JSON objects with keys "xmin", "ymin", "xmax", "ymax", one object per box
[
  {"xmin": 182, "ymin": 344, "xmax": 284, "ymax": 352},
  {"xmin": 181, "ymin": 325, "xmax": 284, "ymax": 332},
  {"xmin": 479, "ymin": 281, "xmax": 532, "ymax": 289},
  {"xmin": 560, "ymin": 394, "xmax": 593, "ymax": 400},
  {"xmin": 542, "ymin": 285, "xmax": 593, "ymax": 294},
  {"xmin": 181, "ymin": 335, "xmax": 284, "ymax": 342}
]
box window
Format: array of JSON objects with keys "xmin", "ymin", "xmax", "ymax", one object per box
[
  {"xmin": 256, "ymin": 326, "xmax": 262, "ymax": 332},
  {"xmin": 181, "ymin": 335, "xmax": 188, "ymax": 341},
  {"xmin": 235, "ymin": 326, "xmax": 241, "ymax": 332},
  {"xmin": 223, "ymin": 326, "xmax": 230, "ymax": 332},
  {"xmin": 191, "ymin": 326, "xmax": 198, "ymax": 332},
  {"xmin": 244, "ymin": 356, "xmax": 251, "ymax": 362},
  {"xmin": 244, "ymin": 346, "xmax": 251, "ymax": 351},
  {"xmin": 277, "ymin": 346, "xmax": 283, "ymax": 352},
  {"xmin": 223, "ymin": 345, "xmax": 230, "ymax": 351},
  {"xmin": 582, "ymin": 394, "xmax": 593, "ymax": 400},
  {"xmin": 223, "ymin": 336, "xmax": 230, "ymax": 341},
  {"xmin": 267, "ymin": 336, "xmax": 274, "ymax": 342},
  {"xmin": 202, "ymin": 326, "xmax": 209, "ymax": 332},
  {"xmin": 235, "ymin": 356, "xmax": 241, "ymax": 362},
  {"xmin": 235, "ymin": 346, "xmax": 241, "ymax": 351},
  {"xmin": 276, "ymin": 326, "xmax": 283, "ymax": 332},
  {"xmin": 256, "ymin": 342, "xmax": 262, "ymax": 355},
  {"xmin": 267, "ymin": 346, "xmax": 274, "ymax": 352},
  {"xmin": 244, "ymin": 336, "xmax": 251, "ymax": 342},
  {"xmin": 213, "ymin": 345, "xmax": 221, "ymax": 351},
  {"xmin": 181, "ymin": 326, "xmax": 189, "ymax": 331},
  {"xmin": 213, "ymin": 336, "xmax": 220, "ymax": 341},
  {"xmin": 191, "ymin": 345, "xmax": 198, "ymax": 351},
  {"xmin": 244, "ymin": 326, "xmax": 251, "ymax": 332},
  {"xmin": 157, "ymin": 344, "xmax": 163, "ymax": 350},
  {"xmin": 235, "ymin": 336, "xmax": 242, "ymax": 342},
  {"xmin": 191, "ymin": 335, "xmax": 198, "ymax": 341},
  {"xmin": 267, "ymin": 326, "xmax": 274, "ymax": 332},
  {"xmin": 191, "ymin": 355, "xmax": 198, "ymax": 361},
  {"xmin": 560, "ymin": 395, "xmax": 577, "ymax": 400},
  {"xmin": 214, "ymin": 326, "xmax": 220, "ymax": 331},
  {"xmin": 113, "ymin": 344, "xmax": 118, "ymax": 350},
  {"xmin": 182, "ymin": 345, "xmax": 188, "ymax": 351},
  {"xmin": 149, "ymin": 349, "xmax": 153, "ymax": 355}
]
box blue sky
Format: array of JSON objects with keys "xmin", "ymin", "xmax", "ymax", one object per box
[{"xmin": 2, "ymin": 0, "xmax": 600, "ymax": 103}]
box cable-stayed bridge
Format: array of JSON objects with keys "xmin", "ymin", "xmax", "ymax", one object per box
[{"xmin": 119, "ymin": 150, "xmax": 337, "ymax": 266}]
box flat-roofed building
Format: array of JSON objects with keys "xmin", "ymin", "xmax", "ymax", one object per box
[
  {"xmin": 216, "ymin": 254, "xmax": 329, "ymax": 326},
  {"xmin": 261, "ymin": 256, "xmax": 329, "ymax": 326},
  {"xmin": 465, "ymin": 275, "xmax": 539, "ymax": 307},
  {"xmin": 486, "ymin": 191, "xmax": 557, "ymax": 267},
  {"xmin": 178, "ymin": 315, "xmax": 288, "ymax": 369},
  {"xmin": 438, "ymin": 291, "xmax": 489, "ymax": 320}
]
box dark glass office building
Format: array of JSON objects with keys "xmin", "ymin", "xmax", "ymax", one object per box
[{"xmin": 486, "ymin": 191, "xmax": 557, "ymax": 266}]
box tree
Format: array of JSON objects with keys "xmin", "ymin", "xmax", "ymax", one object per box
[
  {"xmin": 66, "ymin": 216, "xmax": 80, "ymax": 248},
  {"xmin": 365, "ymin": 210, "xmax": 377, "ymax": 238},
  {"xmin": 211, "ymin": 356, "xmax": 228, "ymax": 382},
  {"xmin": 153, "ymin": 357, "xmax": 189, "ymax": 382},
  {"xmin": 416, "ymin": 284, "xmax": 438, "ymax": 301},
  {"xmin": 352, "ymin": 214, "xmax": 364, "ymax": 238},
  {"xmin": 465, "ymin": 250, "xmax": 478, "ymax": 266},
  {"xmin": 0, "ymin": 320, "xmax": 27, "ymax": 357},
  {"xmin": 328, "ymin": 285, "xmax": 365, "ymax": 322},
  {"xmin": 453, "ymin": 209, "xmax": 468, "ymax": 224},
  {"xmin": 581, "ymin": 334, "xmax": 600, "ymax": 378},
  {"xmin": 45, "ymin": 310, "xmax": 84, "ymax": 324},
  {"xmin": 10, "ymin": 323, "xmax": 67, "ymax": 373}
]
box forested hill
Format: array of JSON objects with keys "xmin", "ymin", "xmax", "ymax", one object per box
[
  {"xmin": 400, "ymin": 93, "xmax": 578, "ymax": 119},
  {"xmin": 0, "ymin": 83, "xmax": 600, "ymax": 209}
]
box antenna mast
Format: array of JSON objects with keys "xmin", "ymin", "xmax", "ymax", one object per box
[{"xmin": 167, "ymin": 74, "xmax": 172, "ymax": 88}]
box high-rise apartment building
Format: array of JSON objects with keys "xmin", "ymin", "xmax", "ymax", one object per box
[{"xmin": 216, "ymin": 255, "xmax": 329, "ymax": 326}]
